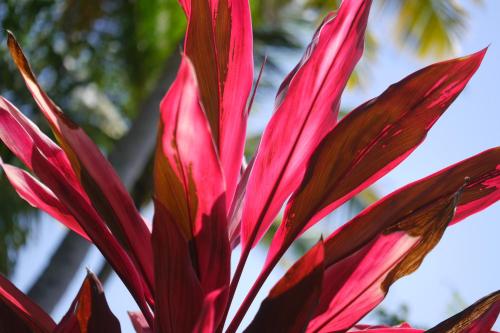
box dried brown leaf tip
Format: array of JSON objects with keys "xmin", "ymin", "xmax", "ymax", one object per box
[
  {"xmin": 427, "ymin": 290, "xmax": 500, "ymax": 333},
  {"xmin": 6, "ymin": 31, "xmax": 37, "ymax": 83}
]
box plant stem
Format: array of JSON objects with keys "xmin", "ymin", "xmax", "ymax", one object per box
[
  {"xmin": 225, "ymin": 251, "xmax": 281, "ymax": 333},
  {"xmin": 218, "ymin": 244, "xmax": 251, "ymax": 332}
]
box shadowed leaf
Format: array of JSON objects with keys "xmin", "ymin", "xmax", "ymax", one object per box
[
  {"xmin": 245, "ymin": 240, "xmax": 325, "ymax": 333},
  {"xmin": 55, "ymin": 272, "xmax": 121, "ymax": 333},
  {"xmin": 0, "ymin": 274, "xmax": 55, "ymax": 333},
  {"xmin": 6, "ymin": 32, "xmax": 153, "ymax": 291},
  {"xmin": 267, "ymin": 48, "xmax": 486, "ymax": 268},
  {"xmin": 308, "ymin": 185, "xmax": 463, "ymax": 332}
]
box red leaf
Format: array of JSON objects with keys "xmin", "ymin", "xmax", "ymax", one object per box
[
  {"xmin": 349, "ymin": 291, "xmax": 500, "ymax": 332},
  {"xmin": 154, "ymin": 57, "xmax": 230, "ymax": 301},
  {"xmin": 323, "ymin": 148, "xmax": 499, "ymax": 271},
  {"xmin": 0, "ymin": 96, "xmax": 76, "ymax": 183},
  {"xmin": 28, "ymin": 148, "xmax": 152, "ymax": 323},
  {"xmin": 0, "ymin": 274, "xmax": 55, "ymax": 333},
  {"xmin": 7, "ymin": 32, "xmax": 153, "ymax": 291},
  {"xmin": 152, "ymin": 200, "xmax": 204, "ymax": 333},
  {"xmin": 193, "ymin": 288, "xmax": 228, "ymax": 333},
  {"xmin": 308, "ymin": 187, "xmax": 462, "ymax": 332},
  {"xmin": 55, "ymin": 272, "xmax": 121, "ymax": 333},
  {"xmin": 427, "ymin": 290, "xmax": 500, "ymax": 333},
  {"xmin": 0, "ymin": 160, "xmax": 89, "ymax": 240},
  {"xmin": 0, "ymin": 93, "xmax": 151, "ymax": 318},
  {"xmin": 305, "ymin": 148, "xmax": 499, "ymax": 332},
  {"xmin": 241, "ymin": 0, "xmax": 372, "ymax": 250},
  {"xmin": 268, "ymin": 49, "xmax": 486, "ymax": 269},
  {"xmin": 0, "ymin": 301, "xmax": 38, "ymax": 333},
  {"xmin": 128, "ymin": 312, "xmax": 152, "ymax": 333},
  {"xmin": 243, "ymin": 240, "xmax": 325, "ymax": 333},
  {"xmin": 216, "ymin": 0, "xmax": 254, "ymax": 205},
  {"xmin": 183, "ymin": 0, "xmax": 254, "ymax": 205}
]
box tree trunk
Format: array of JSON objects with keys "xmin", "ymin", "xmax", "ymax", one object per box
[{"xmin": 27, "ymin": 51, "xmax": 181, "ymax": 313}]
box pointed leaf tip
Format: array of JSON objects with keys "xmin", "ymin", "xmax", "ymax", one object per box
[
  {"xmin": 55, "ymin": 273, "xmax": 121, "ymax": 333},
  {"xmin": 155, "ymin": 55, "xmax": 229, "ymax": 298},
  {"xmin": 5, "ymin": 33, "xmax": 154, "ymax": 293},
  {"xmin": 6, "ymin": 31, "xmax": 39, "ymax": 85},
  {"xmin": 302, "ymin": 148, "xmax": 499, "ymax": 332},
  {"xmin": 241, "ymin": 0, "xmax": 372, "ymax": 251},
  {"xmin": 307, "ymin": 184, "xmax": 462, "ymax": 332},
  {"xmin": 266, "ymin": 48, "xmax": 490, "ymax": 271}
]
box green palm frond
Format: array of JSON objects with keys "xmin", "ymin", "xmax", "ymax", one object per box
[
  {"xmin": 305, "ymin": 0, "xmax": 481, "ymax": 58},
  {"xmin": 380, "ymin": 0, "xmax": 481, "ymax": 57}
]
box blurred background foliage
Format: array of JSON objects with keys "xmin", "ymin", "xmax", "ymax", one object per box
[{"xmin": 0, "ymin": 0, "xmax": 483, "ymax": 316}]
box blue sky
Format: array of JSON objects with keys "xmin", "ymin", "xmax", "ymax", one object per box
[{"xmin": 10, "ymin": 1, "xmax": 500, "ymax": 332}]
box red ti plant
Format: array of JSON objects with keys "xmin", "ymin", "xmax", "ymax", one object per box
[{"xmin": 0, "ymin": 0, "xmax": 499, "ymax": 331}]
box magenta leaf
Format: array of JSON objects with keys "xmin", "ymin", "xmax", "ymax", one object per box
[
  {"xmin": 308, "ymin": 186, "xmax": 463, "ymax": 332},
  {"xmin": 241, "ymin": 0, "xmax": 372, "ymax": 250},
  {"xmin": 268, "ymin": 49, "xmax": 486, "ymax": 270},
  {"xmin": 154, "ymin": 57, "xmax": 230, "ymax": 306},
  {"xmin": 0, "ymin": 160, "xmax": 89, "ymax": 240},
  {"xmin": 128, "ymin": 312, "xmax": 152, "ymax": 333},
  {"xmin": 183, "ymin": 0, "xmax": 254, "ymax": 205},
  {"xmin": 7, "ymin": 32, "xmax": 154, "ymax": 291},
  {"xmin": 305, "ymin": 148, "xmax": 499, "ymax": 332},
  {"xmin": 243, "ymin": 240, "xmax": 325, "ymax": 333}
]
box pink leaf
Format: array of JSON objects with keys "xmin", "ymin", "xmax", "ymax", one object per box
[
  {"xmin": 308, "ymin": 186, "xmax": 462, "ymax": 332},
  {"xmin": 183, "ymin": 0, "xmax": 254, "ymax": 206},
  {"xmin": 305, "ymin": 148, "xmax": 499, "ymax": 332},
  {"xmin": 0, "ymin": 96, "xmax": 82, "ymax": 198},
  {"xmin": 28, "ymin": 148, "xmax": 152, "ymax": 323},
  {"xmin": 241, "ymin": 0, "xmax": 372, "ymax": 250},
  {"xmin": 0, "ymin": 96, "xmax": 151, "ymax": 318},
  {"xmin": 323, "ymin": 148, "xmax": 499, "ymax": 271},
  {"xmin": 7, "ymin": 32, "xmax": 153, "ymax": 291},
  {"xmin": 267, "ymin": 49, "xmax": 486, "ymax": 269},
  {"xmin": 216, "ymin": 0, "xmax": 254, "ymax": 206},
  {"xmin": 154, "ymin": 57, "xmax": 230, "ymax": 302},
  {"xmin": 0, "ymin": 160, "xmax": 89, "ymax": 240},
  {"xmin": 128, "ymin": 312, "xmax": 152, "ymax": 333},
  {"xmin": 193, "ymin": 288, "xmax": 228, "ymax": 333}
]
